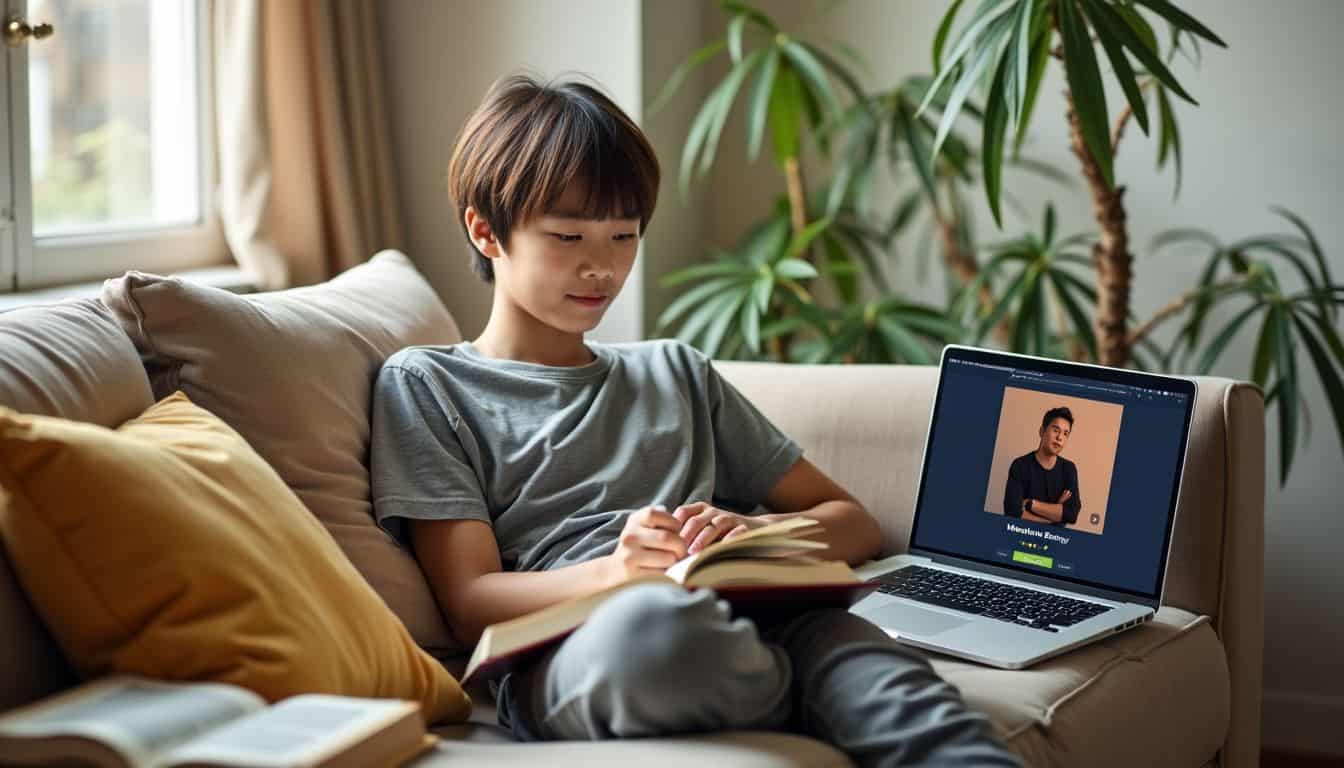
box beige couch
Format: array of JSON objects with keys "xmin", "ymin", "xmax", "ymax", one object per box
[{"xmin": 0, "ymin": 256, "xmax": 1263, "ymax": 767}]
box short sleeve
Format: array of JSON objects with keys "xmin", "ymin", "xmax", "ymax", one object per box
[
  {"xmin": 704, "ymin": 359, "xmax": 803, "ymax": 512},
  {"xmin": 369, "ymin": 362, "xmax": 491, "ymax": 549}
]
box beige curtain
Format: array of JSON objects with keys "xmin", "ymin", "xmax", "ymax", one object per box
[{"xmin": 214, "ymin": 0, "xmax": 404, "ymax": 290}]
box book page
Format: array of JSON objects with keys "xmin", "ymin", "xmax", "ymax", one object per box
[
  {"xmin": 157, "ymin": 695, "xmax": 415, "ymax": 768},
  {"xmin": 0, "ymin": 677, "xmax": 264, "ymax": 766},
  {"xmin": 664, "ymin": 517, "xmax": 825, "ymax": 583}
]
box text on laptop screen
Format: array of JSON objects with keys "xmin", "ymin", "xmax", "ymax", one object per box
[{"xmin": 908, "ymin": 352, "xmax": 1191, "ymax": 600}]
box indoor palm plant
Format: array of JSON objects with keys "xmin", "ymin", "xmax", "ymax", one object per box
[{"xmin": 653, "ymin": 0, "xmax": 1344, "ymax": 485}]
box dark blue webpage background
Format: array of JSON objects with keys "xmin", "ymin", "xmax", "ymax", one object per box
[{"xmin": 911, "ymin": 358, "xmax": 1190, "ymax": 598}]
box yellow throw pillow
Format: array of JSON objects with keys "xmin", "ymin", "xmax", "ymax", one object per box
[{"xmin": 0, "ymin": 392, "xmax": 470, "ymax": 723}]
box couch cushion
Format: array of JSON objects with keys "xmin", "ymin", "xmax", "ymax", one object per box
[
  {"xmin": 0, "ymin": 392, "xmax": 471, "ymax": 723},
  {"xmin": 100, "ymin": 251, "xmax": 463, "ymax": 655},
  {"xmin": 416, "ymin": 730, "xmax": 853, "ymax": 767},
  {"xmin": 0, "ymin": 298, "xmax": 153, "ymax": 428},
  {"xmin": 0, "ymin": 298, "xmax": 154, "ymax": 711},
  {"xmin": 438, "ymin": 607, "xmax": 1226, "ymax": 767},
  {"xmin": 940, "ymin": 607, "xmax": 1229, "ymax": 768}
]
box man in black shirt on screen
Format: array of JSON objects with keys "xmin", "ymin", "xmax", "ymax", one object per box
[{"xmin": 1004, "ymin": 406, "xmax": 1082, "ymax": 526}]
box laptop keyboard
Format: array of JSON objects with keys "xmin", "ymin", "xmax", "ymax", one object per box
[{"xmin": 873, "ymin": 565, "xmax": 1112, "ymax": 632}]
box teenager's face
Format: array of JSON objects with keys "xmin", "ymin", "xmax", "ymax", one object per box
[
  {"xmin": 491, "ymin": 185, "xmax": 640, "ymax": 335},
  {"xmin": 1039, "ymin": 417, "xmax": 1072, "ymax": 456}
]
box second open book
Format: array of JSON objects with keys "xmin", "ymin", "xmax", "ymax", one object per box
[{"xmin": 462, "ymin": 516, "xmax": 878, "ymax": 684}]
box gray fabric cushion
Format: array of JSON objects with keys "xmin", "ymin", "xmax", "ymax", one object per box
[
  {"xmin": 437, "ymin": 607, "xmax": 1225, "ymax": 768},
  {"xmin": 0, "ymin": 298, "xmax": 152, "ymax": 710},
  {"xmin": 0, "ymin": 299, "xmax": 153, "ymax": 427},
  {"xmin": 100, "ymin": 251, "xmax": 465, "ymax": 655}
]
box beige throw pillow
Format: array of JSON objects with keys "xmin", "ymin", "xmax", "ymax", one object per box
[{"xmin": 100, "ymin": 251, "xmax": 464, "ymax": 655}]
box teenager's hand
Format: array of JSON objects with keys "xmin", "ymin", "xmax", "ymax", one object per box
[
  {"xmin": 1058, "ymin": 490, "xmax": 1072, "ymax": 504},
  {"xmin": 672, "ymin": 502, "xmax": 769, "ymax": 554},
  {"xmin": 602, "ymin": 505, "xmax": 688, "ymax": 585}
]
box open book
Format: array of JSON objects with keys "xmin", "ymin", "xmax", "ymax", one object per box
[
  {"xmin": 462, "ymin": 516, "xmax": 878, "ymax": 684},
  {"xmin": 0, "ymin": 677, "xmax": 437, "ymax": 768}
]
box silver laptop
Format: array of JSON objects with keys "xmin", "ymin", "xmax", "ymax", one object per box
[{"xmin": 850, "ymin": 345, "xmax": 1197, "ymax": 669}]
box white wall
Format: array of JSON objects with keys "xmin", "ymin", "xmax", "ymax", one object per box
[
  {"xmin": 641, "ymin": 0, "xmax": 712, "ymax": 336},
  {"xmin": 701, "ymin": 0, "xmax": 1344, "ymax": 755}
]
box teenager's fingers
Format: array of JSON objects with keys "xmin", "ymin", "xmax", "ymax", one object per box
[
  {"xmin": 640, "ymin": 505, "xmax": 682, "ymax": 532},
  {"xmin": 722, "ymin": 525, "xmax": 750, "ymax": 541},
  {"xmin": 637, "ymin": 548, "xmax": 679, "ymax": 569},
  {"xmin": 642, "ymin": 527, "xmax": 687, "ymax": 559},
  {"xmin": 678, "ymin": 510, "xmax": 714, "ymax": 544},
  {"xmin": 690, "ymin": 518, "xmax": 733, "ymax": 554},
  {"xmin": 671, "ymin": 501, "xmax": 709, "ymax": 523}
]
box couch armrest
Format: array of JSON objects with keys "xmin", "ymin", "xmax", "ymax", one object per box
[{"xmin": 717, "ymin": 362, "xmax": 1264, "ymax": 767}]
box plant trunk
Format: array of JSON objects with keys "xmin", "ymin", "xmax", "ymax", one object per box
[
  {"xmin": 1065, "ymin": 93, "xmax": 1132, "ymax": 367},
  {"xmin": 783, "ymin": 157, "xmax": 809, "ymax": 238},
  {"xmin": 769, "ymin": 157, "xmax": 812, "ymax": 362},
  {"xmin": 937, "ymin": 220, "xmax": 981, "ymax": 288}
]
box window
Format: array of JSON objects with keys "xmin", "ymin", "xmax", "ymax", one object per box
[{"xmin": 2, "ymin": 0, "xmax": 223, "ymax": 294}]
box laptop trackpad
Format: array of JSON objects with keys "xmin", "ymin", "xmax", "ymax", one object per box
[{"xmin": 864, "ymin": 603, "xmax": 971, "ymax": 636}]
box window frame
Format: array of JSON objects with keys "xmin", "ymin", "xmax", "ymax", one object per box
[
  {"xmin": 1, "ymin": 0, "xmax": 16, "ymax": 290},
  {"xmin": 2, "ymin": 0, "xmax": 226, "ymax": 295}
]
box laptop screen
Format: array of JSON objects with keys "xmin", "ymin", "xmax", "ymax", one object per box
[{"xmin": 907, "ymin": 346, "xmax": 1196, "ymax": 602}]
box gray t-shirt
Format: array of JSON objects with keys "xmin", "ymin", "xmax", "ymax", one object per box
[{"xmin": 370, "ymin": 339, "xmax": 803, "ymax": 573}]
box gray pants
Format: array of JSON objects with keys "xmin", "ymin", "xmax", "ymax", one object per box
[{"xmin": 497, "ymin": 584, "xmax": 1020, "ymax": 767}]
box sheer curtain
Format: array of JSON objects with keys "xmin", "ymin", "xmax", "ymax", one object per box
[{"xmin": 214, "ymin": 0, "xmax": 403, "ymax": 289}]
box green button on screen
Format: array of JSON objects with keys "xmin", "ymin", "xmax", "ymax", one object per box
[{"xmin": 1013, "ymin": 551, "xmax": 1054, "ymax": 569}]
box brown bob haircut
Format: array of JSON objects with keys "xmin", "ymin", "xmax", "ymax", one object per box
[{"xmin": 447, "ymin": 74, "xmax": 661, "ymax": 282}]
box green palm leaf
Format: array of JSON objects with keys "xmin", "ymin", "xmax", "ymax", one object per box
[
  {"xmin": 1273, "ymin": 207, "xmax": 1335, "ymax": 314},
  {"xmin": 1273, "ymin": 303, "xmax": 1299, "ymax": 484},
  {"xmin": 983, "ymin": 54, "xmax": 1012, "ymax": 226},
  {"xmin": 1293, "ymin": 314, "xmax": 1344, "ymax": 472},
  {"xmin": 1050, "ymin": 271, "xmax": 1097, "ymax": 360},
  {"xmin": 1197, "ymin": 302, "xmax": 1263, "ymax": 374},
  {"xmin": 932, "ymin": 0, "xmax": 968, "ymax": 71},
  {"xmin": 727, "ymin": 13, "xmax": 748, "ymax": 63},
  {"xmin": 922, "ymin": 0, "xmax": 1017, "ymax": 116},
  {"xmin": 1156, "ymin": 85, "xmax": 1183, "ymax": 196},
  {"xmin": 768, "ymin": 67, "xmax": 805, "ymax": 165},
  {"xmin": 877, "ymin": 315, "xmax": 935, "ymax": 365},
  {"xmin": 930, "ymin": 16, "xmax": 1013, "ymax": 159},
  {"xmin": 1015, "ymin": 18, "xmax": 1053, "ymax": 154},
  {"xmin": 682, "ymin": 290, "xmax": 744, "ymax": 352},
  {"xmin": 649, "ymin": 40, "xmax": 726, "ymax": 116},
  {"xmin": 745, "ymin": 48, "xmax": 781, "ymax": 162},
  {"xmin": 1080, "ymin": 0, "xmax": 1150, "ymax": 133},
  {"xmin": 658, "ymin": 277, "xmax": 740, "ymax": 330},
  {"xmin": 700, "ymin": 49, "xmax": 768, "ymax": 177},
  {"xmin": 976, "ymin": 267, "xmax": 1032, "ymax": 343},
  {"xmin": 775, "ymin": 258, "xmax": 820, "ymax": 280},
  {"xmin": 1250, "ymin": 310, "xmax": 1277, "ymax": 389},
  {"xmin": 1058, "ymin": 0, "xmax": 1113, "ymax": 186},
  {"xmin": 1130, "ymin": 0, "xmax": 1227, "ymax": 47},
  {"xmin": 1087, "ymin": 0, "xmax": 1195, "ymax": 104},
  {"xmin": 1003, "ymin": 0, "xmax": 1033, "ymax": 126},
  {"xmin": 780, "ymin": 40, "xmax": 842, "ymax": 122},
  {"xmin": 661, "ymin": 257, "xmax": 750, "ymax": 287}
]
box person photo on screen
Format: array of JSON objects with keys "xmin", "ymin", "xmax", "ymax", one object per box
[{"xmin": 1003, "ymin": 407, "xmax": 1082, "ymax": 526}]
